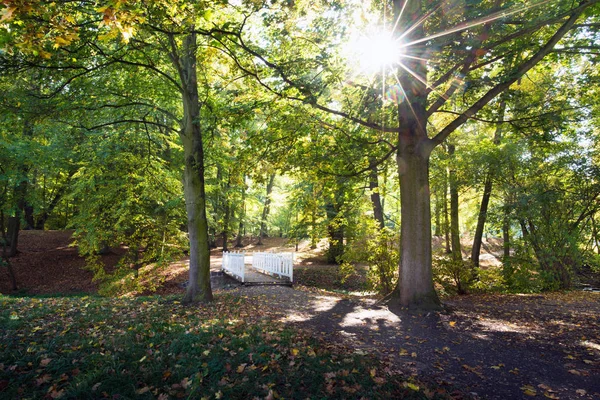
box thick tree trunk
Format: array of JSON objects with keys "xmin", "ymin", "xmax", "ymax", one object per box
[
  {"xmin": 175, "ymin": 32, "xmax": 213, "ymax": 304},
  {"xmin": 448, "ymin": 144, "xmax": 461, "ymax": 262},
  {"xmin": 392, "ymin": 144, "xmax": 440, "ymax": 309},
  {"xmin": 257, "ymin": 174, "xmax": 275, "ymax": 245},
  {"xmin": 388, "ymin": 0, "xmax": 440, "ymax": 309},
  {"xmin": 368, "ymin": 158, "xmax": 385, "ymax": 229}
]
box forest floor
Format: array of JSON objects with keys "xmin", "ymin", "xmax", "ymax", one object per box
[{"xmin": 1, "ymin": 231, "xmax": 599, "ymax": 399}]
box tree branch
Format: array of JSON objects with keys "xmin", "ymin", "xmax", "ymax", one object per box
[{"xmin": 431, "ymin": 3, "xmax": 592, "ymax": 147}]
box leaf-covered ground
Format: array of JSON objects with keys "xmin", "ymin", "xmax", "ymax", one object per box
[
  {"xmin": 0, "ymin": 294, "xmax": 437, "ymax": 399},
  {"xmin": 2, "ymin": 231, "xmax": 599, "ymax": 399},
  {"xmin": 230, "ymin": 286, "xmax": 600, "ymax": 400}
]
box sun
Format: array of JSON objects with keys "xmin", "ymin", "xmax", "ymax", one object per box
[{"xmin": 346, "ymin": 30, "xmax": 404, "ymax": 73}]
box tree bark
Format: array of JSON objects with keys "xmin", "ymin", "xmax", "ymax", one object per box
[
  {"xmin": 221, "ymin": 174, "xmax": 231, "ymax": 252},
  {"xmin": 257, "ymin": 173, "xmax": 275, "ymax": 245},
  {"xmin": 448, "ymin": 144, "xmax": 462, "ymax": 262},
  {"xmin": 235, "ymin": 177, "xmax": 246, "ymax": 248},
  {"xmin": 6, "ymin": 217, "xmax": 19, "ymax": 257},
  {"xmin": 434, "ymin": 183, "xmax": 441, "ymax": 237},
  {"xmin": 503, "ymin": 206, "xmax": 511, "ymax": 259},
  {"xmin": 387, "ymin": 0, "xmax": 440, "ymax": 309},
  {"xmin": 443, "ymin": 168, "xmax": 451, "ymax": 253},
  {"xmin": 175, "ymin": 32, "xmax": 213, "ymax": 304},
  {"xmin": 368, "ymin": 158, "xmax": 385, "ymax": 229},
  {"xmin": 471, "ymin": 101, "xmax": 505, "ymax": 267},
  {"xmin": 392, "ymin": 143, "xmax": 440, "ymax": 309}
]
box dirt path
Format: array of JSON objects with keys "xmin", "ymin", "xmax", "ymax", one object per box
[{"xmin": 228, "ymin": 286, "xmax": 600, "ymax": 400}]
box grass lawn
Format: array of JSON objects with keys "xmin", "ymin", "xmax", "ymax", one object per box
[{"xmin": 0, "ymin": 293, "xmax": 435, "ymax": 399}]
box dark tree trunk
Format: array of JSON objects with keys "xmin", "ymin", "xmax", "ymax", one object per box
[
  {"xmin": 235, "ymin": 178, "xmax": 246, "ymax": 248},
  {"xmin": 471, "ymin": 174, "xmax": 493, "ymax": 267},
  {"xmin": 443, "ymin": 168, "xmax": 451, "ymax": 254},
  {"xmin": 310, "ymin": 209, "xmax": 318, "ymax": 249},
  {"xmin": 6, "ymin": 217, "xmax": 19, "ymax": 257},
  {"xmin": 174, "ymin": 32, "xmax": 213, "ymax": 304},
  {"xmin": 434, "ymin": 183, "xmax": 442, "ymax": 237},
  {"xmin": 221, "ymin": 174, "xmax": 231, "ymax": 252},
  {"xmin": 503, "ymin": 207, "xmax": 511, "ymax": 259},
  {"xmin": 369, "ymin": 158, "xmax": 385, "ymax": 229},
  {"xmin": 448, "ymin": 144, "xmax": 461, "ymax": 262},
  {"xmin": 35, "ymin": 170, "xmax": 76, "ymax": 230},
  {"xmin": 257, "ymin": 174, "xmax": 275, "ymax": 245},
  {"xmin": 471, "ymin": 101, "xmax": 505, "ymax": 267}
]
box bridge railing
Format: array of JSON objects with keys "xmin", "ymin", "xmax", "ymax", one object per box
[
  {"xmin": 222, "ymin": 251, "xmax": 245, "ymax": 282},
  {"xmin": 252, "ymin": 252, "xmax": 294, "ymax": 282}
]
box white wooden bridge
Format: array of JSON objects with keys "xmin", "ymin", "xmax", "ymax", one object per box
[{"xmin": 222, "ymin": 251, "xmax": 294, "ymax": 285}]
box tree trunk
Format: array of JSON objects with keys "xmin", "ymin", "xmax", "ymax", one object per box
[
  {"xmin": 175, "ymin": 32, "xmax": 213, "ymax": 304},
  {"xmin": 443, "ymin": 168, "xmax": 451, "ymax": 253},
  {"xmin": 471, "ymin": 174, "xmax": 493, "ymax": 267},
  {"xmin": 310, "ymin": 208, "xmax": 318, "ymax": 249},
  {"xmin": 222, "ymin": 200, "xmax": 230, "ymax": 252},
  {"xmin": 368, "ymin": 158, "xmax": 385, "ymax": 229},
  {"xmin": 6, "ymin": 217, "xmax": 19, "ymax": 257},
  {"xmin": 221, "ymin": 174, "xmax": 231, "ymax": 252},
  {"xmin": 434, "ymin": 183, "xmax": 441, "ymax": 237},
  {"xmin": 392, "ymin": 144, "xmax": 440, "ymax": 309},
  {"xmin": 503, "ymin": 207, "xmax": 511, "ymax": 259},
  {"xmin": 448, "ymin": 144, "xmax": 461, "ymax": 262},
  {"xmin": 235, "ymin": 177, "xmax": 246, "ymax": 248},
  {"xmin": 387, "ymin": 0, "xmax": 440, "ymax": 309},
  {"xmin": 471, "ymin": 101, "xmax": 505, "ymax": 267},
  {"xmin": 257, "ymin": 173, "xmax": 275, "ymax": 245}
]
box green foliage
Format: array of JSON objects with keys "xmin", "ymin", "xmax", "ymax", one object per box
[
  {"xmin": 432, "ymin": 256, "xmax": 474, "ymax": 296},
  {"xmin": 70, "ymin": 128, "xmax": 187, "ymax": 296},
  {"xmin": 341, "ymin": 224, "xmax": 399, "ymax": 295},
  {"xmin": 0, "ymin": 295, "xmax": 433, "ymax": 399}
]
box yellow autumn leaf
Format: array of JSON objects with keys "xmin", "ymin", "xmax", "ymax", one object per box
[
  {"xmin": 237, "ymin": 363, "xmax": 246, "ymax": 373},
  {"xmin": 291, "ymin": 348, "xmax": 299, "ymax": 356},
  {"xmin": 449, "ymin": 321, "xmax": 456, "ymax": 327},
  {"xmin": 521, "ymin": 385, "xmax": 537, "ymax": 397}
]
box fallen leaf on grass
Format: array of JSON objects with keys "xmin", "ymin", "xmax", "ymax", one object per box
[
  {"xmin": 237, "ymin": 363, "xmax": 247, "ymax": 373},
  {"xmin": 40, "ymin": 358, "xmax": 51, "ymax": 367},
  {"xmin": 36, "ymin": 374, "xmax": 51, "ymax": 386},
  {"xmin": 576, "ymin": 389, "xmax": 586, "ymax": 396},
  {"xmin": 568, "ymin": 369, "xmax": 581, "ymax": 375},
  {"xmin": 449, "ymin": 321, "xmax": 456, "ymax": 327},
  {"xmin": 136, "ymin": 387, "xmax": 150, "ymax": 394}
]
